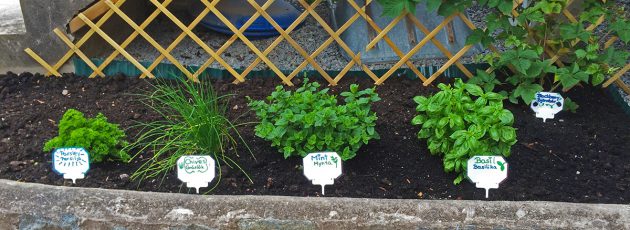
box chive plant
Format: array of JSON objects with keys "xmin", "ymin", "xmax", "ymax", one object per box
[{"xmin": 126, "ymin": 78, "xmax": 253, "ymax": 188}]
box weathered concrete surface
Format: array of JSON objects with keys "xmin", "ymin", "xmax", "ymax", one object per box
[
  {"xmin": 0, "ymin": 180, "xmax": 628, "ymax": 229},
  {"xmin": 0, "ymin": 0, "xmax": 93, "ymax": 72}
]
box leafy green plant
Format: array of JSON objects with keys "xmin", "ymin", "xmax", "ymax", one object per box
[
  {"xmin": 126, "ymin": 78, "xmax": 252, "ymax": 186},
  {"xmin": 468, "ymin": 0, "xmax": 629, "ymax": 110},
  {"xmin": 248, "ymin": 79, "xmax": 380, "ymax": 161},
  {"xmin": 412, "ymin": 79, "xmax": 517, "ymax": 184},
  {"xmin": 43, "ymin": 109, "xmax": 129, "ymax": 163},
  {"xmin": 377, "ymin": 0, "xmax": 629, "ymax": 111}
]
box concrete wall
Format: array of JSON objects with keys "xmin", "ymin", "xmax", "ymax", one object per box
[
  {"xmin": 0, "ymin": 179, "xmax": 628, "ymax": 229},
  {"xmin": 0, "ymin": 0, "xmax": 149, "ymax": 74}
]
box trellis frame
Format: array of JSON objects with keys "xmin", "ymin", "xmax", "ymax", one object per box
[{"xmin": 22, "ymin": 0, "xmax": 629, "ymax": 94}]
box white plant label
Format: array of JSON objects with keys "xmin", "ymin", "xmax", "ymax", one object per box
[
  {"xmin": 530, "ymin": 92, "xmax": 564, "ymax": 122},
  {"xmin": 303, "ymin": 152, "xmax": 342, "ymax": 195},
  {"xmin": 52, "ymin": 148, "xmax": 90, "ymax": 183},
  {"xmin": 467, "ymin": 156, "xmax": 508, "ymax": 198},
  {"xmin": 177, "ymin": 155, "xmax": 215, "ymax": 193}
]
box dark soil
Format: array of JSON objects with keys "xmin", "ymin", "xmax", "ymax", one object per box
[{"xmin": 0, "ymin": 72, "xmax": 629, "ymax": 203}]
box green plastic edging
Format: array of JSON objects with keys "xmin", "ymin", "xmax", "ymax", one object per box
[
  {"xmin": 72, "ymin": 57, "xmax": 489, "ymax": 82},
  {"xmin": 606, "ymin": 84, "xmax": 630, "ymax": 117}
]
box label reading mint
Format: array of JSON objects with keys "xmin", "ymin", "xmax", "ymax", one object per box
[
  {"xmin": 303, "ymin": 152, "xmax": 342, "ymax": 195},
  {"xmin": 467, "ymin": 156, "xmax": 508, "ymax": 198},
  {"xmin": 530, "ymin": 92, "xmax": 564, "ymax": 122},
  {"xmin": 52, "ymin": 148, "xmax": 90, "ymax": 183},
  {"xmin": 177, "ymin": 155, "xmax": 215, "ymax": 193}
]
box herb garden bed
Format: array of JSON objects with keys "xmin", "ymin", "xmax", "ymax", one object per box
[{"xmin": 0, "ymin": 72, "xmax": 629, "ymax": 204}]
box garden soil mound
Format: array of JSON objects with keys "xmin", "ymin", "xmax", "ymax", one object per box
[{"xmin": 0, "ymin": 72, "xmax": 628, "ymax": 203}]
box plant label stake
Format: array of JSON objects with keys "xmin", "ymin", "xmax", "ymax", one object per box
[
  {"xmin": 467, "ymin": 156, "xmax": 508, "ymax": 198},
  {"xmin": 52, "ymin": 148, "xmax": 90, "ymax": 183},
  {"xmin": 530, "ymin": 92, "xmax": 564, "ymax": 122},
  {"xmin": 303, "ymin": 152, "xmax": 342, "ymax": 195},
  {"xmin": 177, "ymin": 155, "xmax": 215, "ymax": 193}
]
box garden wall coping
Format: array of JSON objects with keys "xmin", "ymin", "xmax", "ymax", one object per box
[{"xmin": 0, "ymin": 179, "xmax": 628, "ymax": 229}]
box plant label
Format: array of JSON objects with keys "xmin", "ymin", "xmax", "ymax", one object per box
[
  {"xmin": 177, "ymin": 155, "xmax": 215, "ymax": 193},
  {"xmin": 467, "ymin": 156, "xmax": 508, "ymax": 198},
  {"xmin": 303, "ymin": 152, "xmax": 342, "ymax": 195},
  {"xmin": 530, "ymin": 92, "xmax": 564, "ymax": 122},
  {"xmin": 52, "ymin": 148, "xmax": 90, "ymax": 184}
]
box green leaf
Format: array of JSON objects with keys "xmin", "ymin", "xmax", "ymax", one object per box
[
  {"xmin": 426, "ymin": 0, "xmax": 441, "ymax": 12},
  {"xmin": 599, "ymin": 47, "xmax": 630, "ymax": 67},
  {"xmin": 497, "ymin": 0, "xmax": 514, "ymax": 15},
  {"xmin": 411, "ymin": 115, "xmax": 426, "ymax": 125},
  {"xmin": 563, "ymin": 97, "xmax": 579, "ymax": 113},
  {"xmin": 559, "ymin": 23, "xmax": 590, "ymax": 41},
  {"xmin": 250, "ymin": 80, "xmax": 380, "ymax": 161},
  {"xmin": 610, "ymin": 19, "xmax": 630, "ymax": 43},
  {"xmin": 453, "ymin": 174, "xmax": 464, "ymax": 185},
  {"xmin": 466, "ymin": 29, "xmax": 495, "ymax": 47},
  {"xmin": 489, "ymin": 126, "xmax": 500, "ymax": 141},
  {"xmin": 377, "ymin": 0, "xmax": 419, "ymax": 17},
  {"xmin": 464, "ymin": 83, "xmax": 484, "ymax": 96},
  {"xmin": 498, "ymin": 110, "xmax": 514, "ymax": 124},
  {"xmin": 500, "ymin": 126, "xmax": 517, "ymax": 143},
  {"xmin": 513, "ymin": 82, "xmax": 543, "ymax": 104}
]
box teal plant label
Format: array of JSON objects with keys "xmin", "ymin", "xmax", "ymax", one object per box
[
  {"xmin": 467, "ymin": 156, "xmax": 508, "ymax": 198},
  {"xmin": 176, "ymin": 156, "xmax": 215, "ymax": 193},
  {"xmin": 530, "ymin": 92, "xmax": 564, "ymax": 122},
  {"xmin": 52, "ymin": 147, "xmax": 90, "ymax": 184},
  {"xmin": 303, "ymin": 152, "xmax": 342, "ymax": 195}
]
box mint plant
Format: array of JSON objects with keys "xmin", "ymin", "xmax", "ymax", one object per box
[
  {"xmin": 248, "ymin": 79, "xmax": 381, "ymax": 160},
  {"xmin": 412, "ymin": 79, "xmax": 517, "ymax": 184},
  {"xmin": 44, "ymin": 109, "xmax": 129, "ymax": 163}
]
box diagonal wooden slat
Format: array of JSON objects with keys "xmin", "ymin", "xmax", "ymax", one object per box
[
  {"xmin": 52, "ymin": 28, "xmax": 105, "ymax": 78},
  {"xmin": 615, "ymin": 79, "xmax": 630, "ymax": 95},
  {"xmin": 346, "ymin": 0, "xmax": 428, "ymax": 82},
  {"xmin": 282, "ymin": 0, "xmax": 376, "ymax": 85},
  {"xmin": 144, "ymin": 0, "xmax": 247, "ymax": 83},
  {"xmin": 102, "ymin": 0, "xmax": 195, "ymax": 81},
  {"xmin": 78, "ymin": 13, "xmax": 156, "ymax": 78},
  {"xmin": 365, "ymin": 14, "xmax": 405, "ymax": 51},
  {"xmin": 48, "ymin": 0, "xmax": 127, "ymax": 76},
  {"xmin": 89, "ymin": 0, "xmax": 174, "ymax": 79},
  {"xmin": 423, "ymin": 44, "xmax": 473, "ymax": 86},
  {"xmin": 231, "ymin": 0, "xmax": 320, "ymax": 85},
  {"xmin": 604, "ymin": 63, "xmax": 630, "ymax": 87},
  {"xmin": 24, "ymin": 48, "xmax": 61, "ymax": 77},
  {"xmin": 405, "ymin": 14, "xmax": 474, "ymax": 78},
  {"xmin": 199, "ymin": 0, "xmax": 297, "ymax": 85},
  {"xmin": 296, "ymin": 0, "xmax": 380, "ymax": 83},
  {"xmin": 376, "ymin": 15, "xmax": 456, "ymax": 85},
  {"xmin": 193, "ymin": 0, "xmax": 274, "ymax": 80},
  {"xmin": 244, "ymin": 0, "xmax": 335, "ymax": 84}
]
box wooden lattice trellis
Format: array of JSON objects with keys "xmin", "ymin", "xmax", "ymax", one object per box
[{"xmin": 24, "ymin": 0, "xmax": 630, "ymax": 94}]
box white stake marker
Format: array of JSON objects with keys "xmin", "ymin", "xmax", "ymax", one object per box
[
  {"xmin": 531, "ymin": 92, "xmax": 564, "ymax": 122},
  {"xmin": 303, "ymin": 152, "xmax": 342, "ymax": 195},
  {"xmin": 177, "ymin": 155, "xmax": 215, "ymax": 193},
  {"xmin": 52, "ymin": 148, "xmax": 90, "ymax": 183},
  {"xmin": 467, "ymin": 156, "xmax": 508, "ymax": 198}
]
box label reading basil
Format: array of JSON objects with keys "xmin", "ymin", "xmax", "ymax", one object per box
[{"xmin": 467, "ymin": 156, "xmax": 508, "ymax": 198}]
